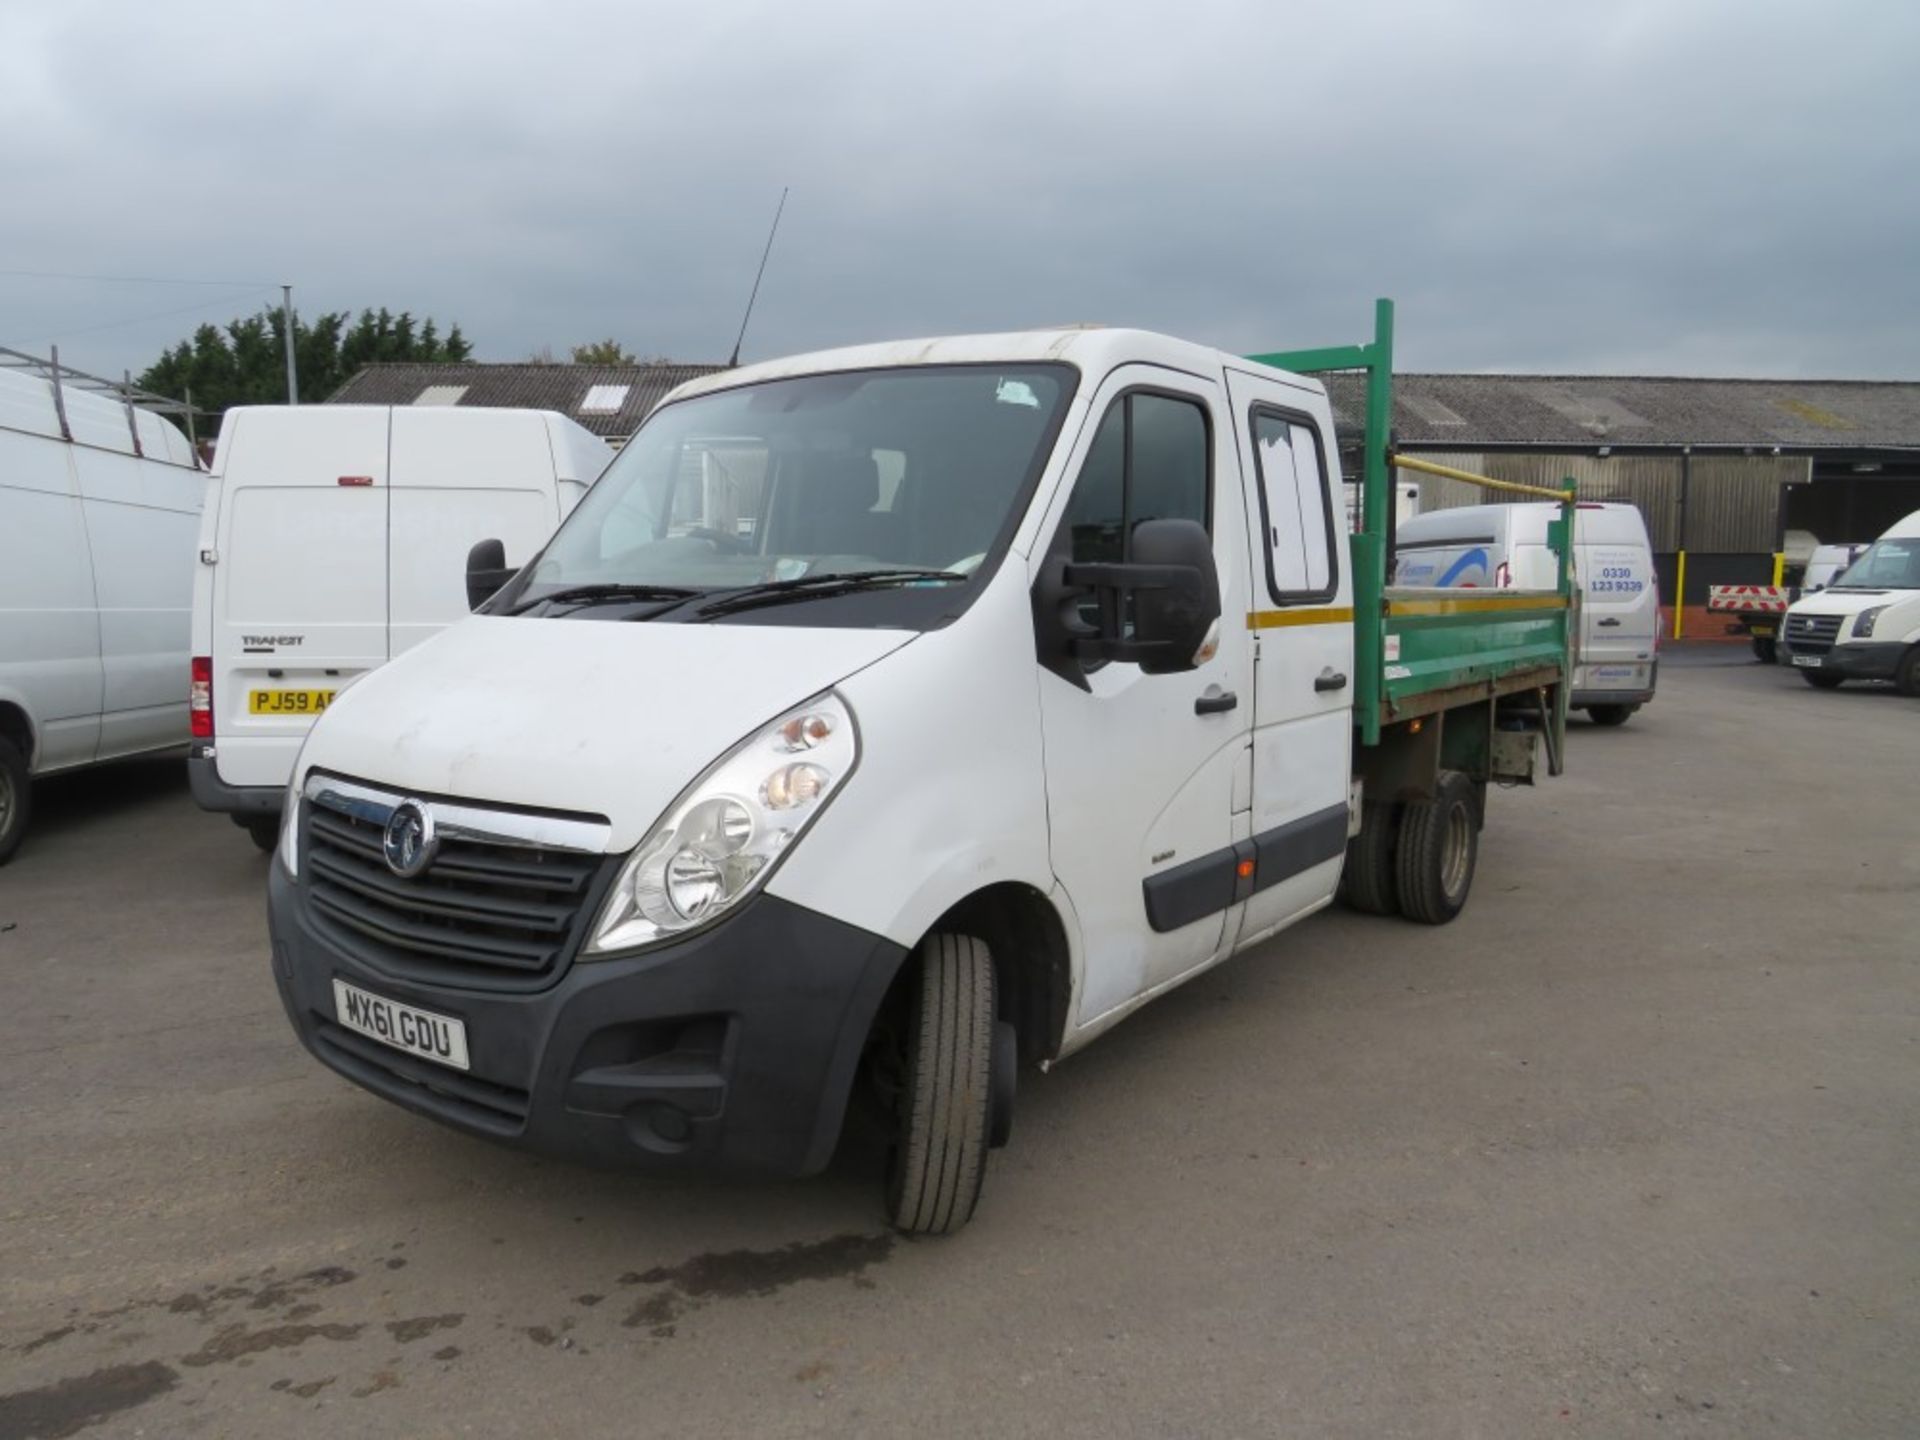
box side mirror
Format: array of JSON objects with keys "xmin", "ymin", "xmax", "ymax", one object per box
[
  {"xmin": 1034, "ymin": 517, "xmax": 1221, "ymax": 682},
  {"xmin": 466, "ymin": 538, "xmax": 513, "ymax": 612}
]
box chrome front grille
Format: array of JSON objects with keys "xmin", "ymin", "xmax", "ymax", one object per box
[
  {"xmin": 301, "ymin": 774, "xmax": 611, "ymax": 991},
  {"xmin": 1784, "ymin": 613, "xmax": 1843, "ymax": 655}
]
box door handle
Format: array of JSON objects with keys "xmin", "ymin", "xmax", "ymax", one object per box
[
  {"xmin": 1194, "ymin": 690, "xmax": 1239, "ymax": 715},
  {"xmin": 1597, "ymin": 617, "xmax": 1621, "ymax": 627},
  {"xmin": 1314, "ymin": 669, "xmax": 1349, "ymax": 693}
]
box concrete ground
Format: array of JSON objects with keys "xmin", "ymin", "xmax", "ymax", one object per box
[{"xmin": 2, "ymin": 650, "xmax": 1915, "ymax": 1440}]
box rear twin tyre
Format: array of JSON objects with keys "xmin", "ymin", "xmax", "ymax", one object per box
[
  {"xmin": 1341, "ymin": 800, "xmax": 1401, "ymax": 916},
  {"xmin": 1395, "ymin": 770, "xmax": 1480, "ymax": 926},
  {"xmin": 886, "ymin": 933, "xmax": 1009, "ymax": 1236}
]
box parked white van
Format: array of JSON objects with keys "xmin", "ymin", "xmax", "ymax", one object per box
[
  {"xmin": 188, "ymin": 405, "xmax": 613, "ymax": 847},
  {"xmin": 0, "ymin": 359, "xmax": 204, "ymax": 863},
  {"xmin": 1392, "ymin": 500, "xmax": 1659, "ymax": 724},
  {"xmin": 1779, "ymin": 509, "xmax": 1920, "ymax": 693}
]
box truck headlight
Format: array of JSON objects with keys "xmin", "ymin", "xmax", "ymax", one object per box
[
  {"xmin": 584, "ymin": 693, "xmax": 858, "ymax": 955},
  {"xmin": 1854, "ymin": 606, "xmax": 1888, "ymax": 638},
  {"xmin": 276, "ymin": 752, "xmax": 309, "ymax": 877}
]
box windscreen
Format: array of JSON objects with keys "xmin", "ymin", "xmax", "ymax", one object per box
[
  {"xmin": 512, "ymin": 364, "xmax": 1074, "ymax": 606},
  {"xmin": 1832, "ymin": 537, "xmax": 1920, "ymax": 590}
]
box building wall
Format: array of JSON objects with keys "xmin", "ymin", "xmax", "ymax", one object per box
[{"xmin": 1399, "ymin": 450, "xmax": 1810, "ymax": 553}]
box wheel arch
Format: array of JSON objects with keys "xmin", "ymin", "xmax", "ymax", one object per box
[
  {"xmin": 0, "ymin": 696, "xmax": 36, "ymax": 769},
  {"xmin": 915, "ymin": 881, "xmax": 1075, "ymax": 1066}
]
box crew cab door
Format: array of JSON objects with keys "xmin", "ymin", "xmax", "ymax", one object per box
[
  {"xmin": 1030, "ymin": 367, "xmax": 1254, "ymax": 1028},
  {"xmin": 1224, "ymin": 370, "xmax": 1353, "ymax": 945}
]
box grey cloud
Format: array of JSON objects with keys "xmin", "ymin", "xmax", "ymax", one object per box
[{"xmin": 4, "ymin": 0, "xmax": 1916, "ymax": 382}]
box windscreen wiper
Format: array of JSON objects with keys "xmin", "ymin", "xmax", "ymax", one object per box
[
  {"xmin": 694, "ymin": 570, "xmax": 966, "ymax": 618},
  {"xmin": 508, "ymin": 582, "xmax": 704, "ymax": 615}
]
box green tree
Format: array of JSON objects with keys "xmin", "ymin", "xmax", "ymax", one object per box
[
  {"xmin": 568, "ymin": 339, "xmax": 639, "ymax": 365},
  {"xmin": 136, "ymin": 305, "xmax": 473, "ymax": 422}
]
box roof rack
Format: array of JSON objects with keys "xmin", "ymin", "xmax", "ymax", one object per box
[{"xmin": 0, "ymin": 343, "xmax": 204, "ymax": 451}]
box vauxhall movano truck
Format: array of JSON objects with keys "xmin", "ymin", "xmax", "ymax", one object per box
[{"xmin": 265, "ymin": 302, "xmax": 1577, "ymax": 1233}]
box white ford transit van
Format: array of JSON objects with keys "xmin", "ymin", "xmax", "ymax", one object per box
[
  {"xmin": 0, "ymin": 360, "xmax": 204, "ymax": 863},
  {"xmin": 1393, "ymin": 500, "xmax": 1659, "ymax": 724},
  {"xmin": 188, "ymin": 405, "xmax": 613, "ymax": 847},
  {"xmin": 1779, "ymin": 509, "xmax": 1920, "ymax": 693}
]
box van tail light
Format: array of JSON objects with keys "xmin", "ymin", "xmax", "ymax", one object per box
[
  {"xmin": 1495, "ymin": 560, "xmax": 1512, "ymax": 589},
  {"xmin": 190, "ymin": 656, "xmax": 213, "ymax": 738}
]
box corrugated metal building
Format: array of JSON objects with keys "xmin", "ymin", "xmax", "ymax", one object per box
[{"xmin": 1323, "ymin": 374, "xmax": 1920, "ymax": 628}]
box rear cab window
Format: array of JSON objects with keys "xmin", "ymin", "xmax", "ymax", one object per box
[{"xmin": 1248, "ymin": 409, "xmax": 1337, "ymax": 603}]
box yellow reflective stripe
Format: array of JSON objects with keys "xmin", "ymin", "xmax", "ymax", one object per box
[
  {"xmin": 1245, "ymin": 606, "xmax": 1355, "ymax": 630},
  {"xmin": 1386, "ymin": 594, "xmax": 1569, "ymax": 617}
]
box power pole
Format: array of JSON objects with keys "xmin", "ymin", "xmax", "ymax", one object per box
[{"xmin": 281, "ymin": 284, "xmax": 298, "ymax": 404}]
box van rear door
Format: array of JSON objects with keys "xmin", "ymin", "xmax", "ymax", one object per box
[
  {"xmin": 387, "ymin": 409, "xmax": 565, "ymax": 658},
  {"xmin": 211, "ymin": 408, "xmax": 390, "ymax": 790},
  {"xmin": 1574, "ymin": 504, "xmax": 1658, "ymax": 694}
]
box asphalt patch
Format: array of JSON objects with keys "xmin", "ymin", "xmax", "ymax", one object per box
[{"xmin": 0, "ymin": 1360, "xmax": 178, "ymax": 1440}]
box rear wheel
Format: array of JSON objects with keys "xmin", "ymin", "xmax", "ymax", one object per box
[
  {"xmin": 1751, "ymin": 637, "xmax": 1777, "ymax": 664},
  {"xmin": 886, "ymin": 933, "xmax": 995, "ymax": 1236},
  {"xmin": 1586, "ymin": 704, "xmax": 1636, "ymax": 726},
  {"xmin": 1340, "ymin": 800, "xmax": 1400, "ymax": 916},
  {"xmin": 1396, "ymin": 770, "xmax": 1478, "ymax": 926},
  {"xmin": 243, "ymin": 815, "xmax": 280, "ymax": 853},
  {"xmin": 1894, "ymin": 647, "xmax": 1920, "ymax": 698},
  {"xmin": 1801, "ymin": 671, "xmax": 1845, "ymax": 690},
  {"xmin": 0, "ymin": 735, "xmax": 31, "ymax": 866}
]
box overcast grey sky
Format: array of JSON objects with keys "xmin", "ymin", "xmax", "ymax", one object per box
[{"xmin": 4, "ymin": 0, "xmax": 1916, "ymax": 383}]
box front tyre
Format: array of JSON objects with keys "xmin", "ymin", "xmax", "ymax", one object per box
[
  {"xmin": 0, "ymin": 735, "xmax": 30, "ymax": 866},
  {"xmin": 886, "ymin": 933, "xmax": 995, "ymax": 1235},
  {"xmin": 1396, "ymin": 770, "xmax": 1479, "ymax": 926},
  {"xmin": 1894, "ymin": 647, "xmax": 1920, "ymax": 698}
]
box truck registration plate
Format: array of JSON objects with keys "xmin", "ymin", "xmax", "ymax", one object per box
[{"xmin": 332, "ymin": 980, "xmax": 469, "ymax": 1071}]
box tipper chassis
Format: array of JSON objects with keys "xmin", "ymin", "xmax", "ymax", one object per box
[{"xmin": 1252, "ymin": 300, "xmax": 1576, "ymax": 915}]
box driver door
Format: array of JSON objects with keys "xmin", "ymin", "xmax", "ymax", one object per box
[{"xmin": 1028, "ymin": 366, "xmax": 1255, "ymax": 1030}]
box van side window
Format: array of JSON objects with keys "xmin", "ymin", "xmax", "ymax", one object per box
[
  {"xmin": 1061, "ymin": 391, "xmax": 1210, "ymax": 568},
  {"xmin": 1251, "ymin": 410, "xmax": 1336, "ymax": 602}
]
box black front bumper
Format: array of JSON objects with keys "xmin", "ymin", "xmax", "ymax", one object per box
[
  {"xmin": 267, "ymin": 865, "xmax": 908, "ymax": 1177},
  {"xmin": 1779, "ymin": 640, "xmax": 1905, "ymax": 680},
  {"xmin": 188, "ymin": 745, "xmax": 281, "ymax": 816}
]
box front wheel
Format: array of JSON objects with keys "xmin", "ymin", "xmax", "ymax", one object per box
[
  {"xmin": 886, "ymin": 933, "xmax": 995, "ymax": 1235},
  {"xmin": 1894, "ymin": 647, "xmax": 1920, "ymax": 698},
  {"xmin": 1586, "ymin": 704, "xmax": 1636, "ymax": 726},
  {"xmin": 1396, "ymin": 770, "xmax": 1478, "ymax": 925},
  {"xmin": 1801, "ymin": 671, "xmax": 1845, "ymax": 690},
  {"xmin": 0, "ymin": 735, "xmax": 31, "ymax": 866}
]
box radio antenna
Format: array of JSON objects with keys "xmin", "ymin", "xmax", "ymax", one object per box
[{"xmin": 728, "ymin": 186, "xmax": 788, "ymax": 368}]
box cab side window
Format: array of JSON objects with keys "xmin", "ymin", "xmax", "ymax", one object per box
[
  {"xmin": 1062, "ymin": 391, "xmax": 1210, "ymax": 566},
  {"xmin": 1251, "ymin": 410, "xmax": 1336, "ymax": 602}
]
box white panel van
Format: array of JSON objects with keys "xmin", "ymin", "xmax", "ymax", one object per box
[
  {"xmin": 1780, "ymin": 510, "xmax": 1920, "ymax": 693},
  {"xmin": 0, "ymin": 364, "xmax": 204, "ymax": 863},
  {"xmin": 1392, "ymin": 500, "xmax": 1659, "ymax": 724},
  {"xmin": 188, "ymin": 406, "xmax": 612, "ymax": 846}
]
